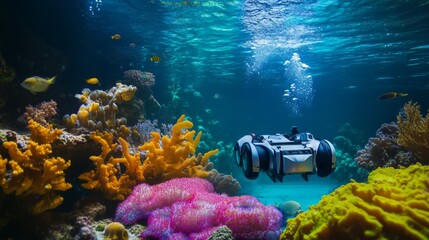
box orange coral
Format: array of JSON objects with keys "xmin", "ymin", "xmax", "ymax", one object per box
[
  {"xmin": 397, "ymin": 101, "xmax": 429, "ymax": 164},
  {"xmin": 79, "ymin": 114, "xmax": 219, "ymax": 200},
  {"xmin": 78, "ymin": 131, "xmax": 144, "ymax": 201},
  {"xmin": 0, "ymin": 120, "xmax": 71, "ymax": 214},
  {"xmin": 138, "ymin": 114, "xmax": 218, "ymax": 184}
]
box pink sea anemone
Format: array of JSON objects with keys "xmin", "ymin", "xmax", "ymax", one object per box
[{"xmin": 114, "ymin": 178, "xmax": 282, "ymax": 240}]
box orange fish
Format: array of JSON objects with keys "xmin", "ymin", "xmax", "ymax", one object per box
[
  {"xmin": 378, "ymin": 92, "xmax": 408, "ymax": 100},
  {"xmin": 150, "ymin": 55, "xmax": 161, "ymax": 62},
  {"xmin": 86, "ymin": 77, "xmax": 100, "ymax": 85},
  {"xmin": 111, "ymin": 34, "xmax": 121, "ymax": 40}
]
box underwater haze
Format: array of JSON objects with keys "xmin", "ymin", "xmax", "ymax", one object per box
[{"xmin": 1, "ymin": 0, "xmax": 429, "ymax": 238}]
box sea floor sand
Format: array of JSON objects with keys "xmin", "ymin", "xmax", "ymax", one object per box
[{"xmin": 239, "ymin": 174, "xmax": 342, "ymax": 211}]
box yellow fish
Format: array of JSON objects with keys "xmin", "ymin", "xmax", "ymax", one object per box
[
  {"xmin": 150, "ymin": 55, "xmax": 161, "ymax": 62},
  {"xmin": 111, "ymin": 34, "xmax": 121, "ymax": 40},
  {"xmin": 378, "ymin": 92, "xmax": 408, "ymax": 100},
  {"xmin": 21, "ymin": 76, "xmax": 56, "ymax": 94},
  {"xmin": 86, "ymin": 77, "xmax": 100, "ymax": 85}
]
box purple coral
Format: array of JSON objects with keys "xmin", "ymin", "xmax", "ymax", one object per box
[
  {"xmin": 114, "ymin": 178, "xmax": 282, "ymax": 240},
  {"xmin": 355, "ymin": 122, "xmax": 416, "ymax": 170},
  {"xmin": 123, "ymin": 70, "xmax": 155, "ymax": 88}
]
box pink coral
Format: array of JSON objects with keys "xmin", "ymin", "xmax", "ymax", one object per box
[
  {"xmin": 18, "ymin": 100, "xmax": 57, "ymax": 126},
  {"xmin": 114, "ymin": 178, "xmax": 282, "ymax": 240}
]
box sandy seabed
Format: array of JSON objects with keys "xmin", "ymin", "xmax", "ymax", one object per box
[{"xmin": 240, "ymin": 174, "xmax": 341, "ymax": 210}]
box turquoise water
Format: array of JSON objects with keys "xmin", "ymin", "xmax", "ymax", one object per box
[
  {"xmin": 0, "ymin": 0, "xmax": 428, "ymax": 238},
  {"xmin": 79, "ymin": 0, "xmax": 429, "ymax": 138}
]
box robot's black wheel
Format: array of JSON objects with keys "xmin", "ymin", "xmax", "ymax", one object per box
[
  {"xmin": 234, "ymin": 143, "xmax": 242, "ymax": 167},
  {"xmin": 241, "ymin": 143, "xmax": 259, "ymax": 180},
  {"xmin": 316, "ymin": 139, "xmax": 334, "ymax": 177}
]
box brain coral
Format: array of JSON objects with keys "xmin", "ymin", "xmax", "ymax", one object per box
[{"xmin": 281, "ymin": 163, "xmax": 429, "ymax": 240}]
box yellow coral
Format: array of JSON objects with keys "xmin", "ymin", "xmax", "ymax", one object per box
[
  {"xmin": 64, "ymin": 84, "xmax": 136, "ymax": 137},
  {"xmin": 139, "ymin": 114, "xmax": 218, "ymax": 184},
  {"xmin": 0, "ymin": 120, "xmax": 71, "ymax": 214},
  {"xmin": 79, "ymin": 132, "xmax": 144, "ymax": 201},
  {"xmin": 104, "ymin": 222, "xmax": 129, "ymax": 240},
  {"xmin": 79, "ymin": 114, "xmax": 219, "ymax": 200},
  {"xmin": 281, "ymin": 163, "xmax": 429, "ymax": 240},
  {"xmin": 397, "ymin": 101, "xmax": 429, "ymax": 164},
  {"xmin": 115, "ymin": 83, "xmax": 137, "ymax": 102}
]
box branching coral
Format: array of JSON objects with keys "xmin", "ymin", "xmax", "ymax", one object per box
[
  {"xmin": 0, "ymin": 120, "xmax": 71, "ymax": 213},
  {"xmin": 355, "ymin": 122, "xmax": 416, "ymax": 171},
  {"xmin": 78, "ymin": 131, "xmax": 144, "ymax": 201},
  {"xmin": 79, "ymin": 114, "xmax": 219, "ymax": 200},
  {"xmin": 280, "ymin": 163, "xmax": 429, "ymax": 240},
  {"xmin": 397, "ymin": 101, "xmax": 429, "ymax": 164},
  {"xmin": 138, "ymin": 114, "xmax": 218, "ymax": 184}
]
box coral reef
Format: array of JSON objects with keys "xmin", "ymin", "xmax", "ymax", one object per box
[
  {"xmin": 332, "ymin": 147, "xmax": 369, "ymax": 183},
  {"xmin": 17, "ymin": 100, "xmax": 58, "ymax": 126},
  {"xmin": 355, "ymin": 122, "xmax": 416, "ymax": 171},
  {"xmin": 280, "ymin": 163, "xmax": 429, "ymax": 240},
  {"xmin": 104, "ymin": 222, "xmax": 129, "ymax": 240},
  {"xmin": 123, "ymin": 69, "xmax": 155, "ymax": 88},
  {"xmin": 0, "ymin": 120, "xmax": 71, "ymax": 213},
  {"xmin": 122, "ymin": 70, "xmax": 161, "ymax": 120},
  {"xmin": 205, "ymin": 169, "xmax": 241, "ymax": 196},
  {"xmin": 131, "ymin": 118, "xmax": 172, "ymax": 145},
  {"xmin": 43, "ymin": 197, "xmax": 106, "ymax": 239},
  {"xmin": 115, "ymin": 178, "xmax": 283, "ymax": 240},
  {"xmin": 397, "ymin": 101, "xmax": 429, "ymax": 164},
  {"xmin": 63, "ymin": 83, "xmax": 136, "ymax": 137},
  {"xmin": 79, "ymin": 114, "xmax": 219, "ymax": 200},
  {"xmin": 78, "ymin": 131, "xmax": 144, "ymax": 201},
  {"xmin": 207, "ymin": 226, "xmax": 234, "ymax": 240},
  {"xmin": 332, "ymin": 136, "xmax": 369, "ymax": 183},
  {"xmin": 138, "ymin": 114, "xmax": 218, "ymax": 184},
  {"xmin": 333, "ymin": 135, "xmax": 359, "ymax": 157}
]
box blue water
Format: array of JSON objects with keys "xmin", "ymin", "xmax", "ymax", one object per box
[
  {"xmin": 76, "ymin": 0, "xmax": 429, "ymax": 138},
  {"xmin": 1, "ymin": 0, "xmax": 429, "ymax": 234}
]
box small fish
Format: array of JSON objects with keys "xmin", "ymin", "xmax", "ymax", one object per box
[
  {"xmin": 378, "ymin": 92, "xmax": 408, "ymax": 100},
  {"xmin": 343, "ymin": 85, "xmax": 357, "ymax": 90},
  {"xmin": 86, "ymin": 77, "xmax": 100, "ymax": 85},
  {"xmin": 111, "ymin": 34, "xmax": 121, "ymax": 40},
  {"xmin": 129, "ymin": 42, "xmax": 136, "ymax": 47},
  {"xmin": 150, "ymin": 55, "xmax": 161, "ymax": 62},
  {"xmin": 21, "ymin": 76, "xmax": 56, "ymax": 94},
  {"xmin": 213, "ymin": 93, "xmax": 222, "ymax": 99}
]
